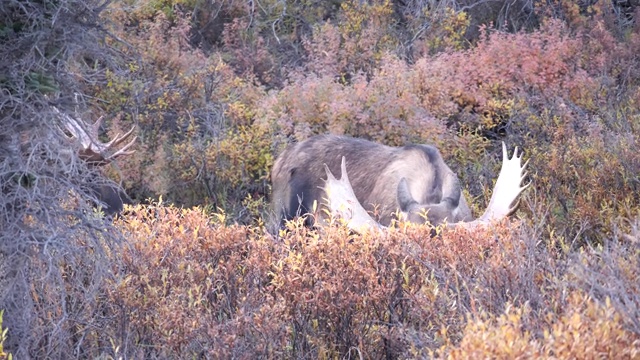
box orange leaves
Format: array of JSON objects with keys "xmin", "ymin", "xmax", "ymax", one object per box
[
  {"xmin": 525, "ymin": 117, "xmax": 640, "ymax": 245},
  {"xmin": 111, "ymin": 203, "xmax": 278, "ymax": 356},
  {"xmin": 102, "ymin": 202, "xmax": 640, "ymax": 357},
  {"xmin": 268, "ymin": 56, "xmax": 449, "ymax": 146},
  {"xmin": 269, "ymin": 18, "xmax": 612, "ymax": 148}
]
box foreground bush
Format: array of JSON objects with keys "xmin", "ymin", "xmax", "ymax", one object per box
[
  {"xmin": 1, "ymin": 0, "xmax": 128, "ymax": 357},
  {"xmin": 100, "ymin": 204, "xmax": 640, "ymax": 358},
  {"xmin": 444, "ymin": 294, "xmax": 639, "ymax": 359}
]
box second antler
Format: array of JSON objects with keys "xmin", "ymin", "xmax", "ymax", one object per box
[{"xmin": 55, "ymin": 107, "xmax": 136, "ymax": 165}]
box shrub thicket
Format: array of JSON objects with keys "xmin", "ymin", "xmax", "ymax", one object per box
[
  {"xmin": 100, "ymin": 204, "xmax": 639, "ymax": 358},
  {"xmin": 0, "ymin": 0, "xmax": 127, "ymax": 357},
  {"xmin": 2, "ymin": 0, "xmax": 640, "ymax": 357},
  {"xmin": 96, "ymin": 1, "xmax": 640, "ymax": 239}
]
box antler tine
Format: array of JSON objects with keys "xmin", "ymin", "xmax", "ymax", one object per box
[
  {"xmin": 104, "ymin": 135, "xmax": 137, "ymax": 161},
  {"xmin": 102, "ymin": 125, "xmax": 136, "ymax": 149},
  {"xmin": 91, "ymin": 115, "xmax": 105, "ymax": 134}
]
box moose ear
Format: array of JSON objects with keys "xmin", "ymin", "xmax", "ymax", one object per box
[{"xmin": 397, "ymin": 178, "xmax": 418, "ymax": 211}]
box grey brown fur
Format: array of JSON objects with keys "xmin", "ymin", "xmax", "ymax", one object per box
[
  {"xmin": 271, "ymin": 135, "xmax": 473, "ymax": 228},
  {"xmin": 91, "ymin": 182, "xmax": 131, "ymax": 215}
]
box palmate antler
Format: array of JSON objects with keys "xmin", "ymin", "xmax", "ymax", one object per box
[
  {"xmin": 323, "ymin": 158, "xmax": 384, "ymax": 233},
  {"xmin": 323, "ymin": 142, "xmax": 530, "ymax": 233},
  {"xmin": 54, "ymin": 107, "xmax": 136, "ymax": 165},
  {"xmin": 477, "ymin": 142, "xmax": 530, "ymax": 222}
]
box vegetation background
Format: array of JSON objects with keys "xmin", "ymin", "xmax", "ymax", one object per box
[{"xmin": 1, "ymin": 0, "xmax": 639, "ymax": 358}]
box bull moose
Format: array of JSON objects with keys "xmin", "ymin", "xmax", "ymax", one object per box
[
  {"xmin": 271, "ymin": 135, "xmax": 529, "ymax": 232},
  {"xmin": 55, "ymin": 107, "xmax": 136, "ymax": 214}
]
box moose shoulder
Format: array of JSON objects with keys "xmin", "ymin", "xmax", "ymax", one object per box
[{"xmin": 271, "ymin": 135, "xmax": 477, "ymax": 228}]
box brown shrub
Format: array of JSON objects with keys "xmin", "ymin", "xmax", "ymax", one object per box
[
  {"xmin": 104, "ymin": 204, "xmax": 640, "ymax": 358},
  {"xmin": 110, "ymin": 204, "xmax": 283, "ymax": 358}
]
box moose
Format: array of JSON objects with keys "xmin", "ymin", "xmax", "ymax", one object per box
[
  {"xmin": 55, "ymin": 107, "xmax": 136, "ymax": 214},
  {"xmin": 271, "ymin": 135, "xmax": 529, "ymax": 232}
]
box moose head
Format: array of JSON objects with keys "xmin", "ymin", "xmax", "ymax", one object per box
[{"xmin": 323, "ymin": 142, "xmax": 529, "ymax": 232}]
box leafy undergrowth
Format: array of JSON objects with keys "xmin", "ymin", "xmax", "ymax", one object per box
[
  {"xmin": 101, "ymin": 204, "xmax": 640, "ymax": 358},
  {"xmin": 5, "ymin": 0, "xmax": 640, "ymax": 357}
]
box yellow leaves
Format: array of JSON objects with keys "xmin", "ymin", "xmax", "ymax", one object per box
[
  {"xmin": 421, "ymin": 7, "xmax": 470, "ymax": 53},
  {"xmin": 481, "ymin": 98, "xmax": 515, "ymax": 131},
  {"xmin": 398, "ymin": 261, "xmax": 411, "ymax": 290},
  {"xmin": 445, "ymin": 294, "xmax": 640, "ymax": 359},
  {"xmin": 340, "ymin": 1, "xmax": 365, "ymax": 35},
  {"xmin": 227, "ymin": 101, "xmax": 253, "ymax": 125},
  {"xmin": 339, "ymin": 0, "xmax": 393, "ymax": 35},
  {"xmin": 448, "ymin": 308, "xmax": 534, "ymax": 358},
  {"xmin": 539, "ymin": 293, "xmax": 640, "ymax": 359},
  {"xmin": 151, "ymin": 90, "xmax": 181, "ymax": 111},
  {"xmin": 127, "ymin": 62, "xmax": 139, "ymax": 72},
  {"xmin": 0, "ymin": 310, "xmax": 11, "ymax": 360}
]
